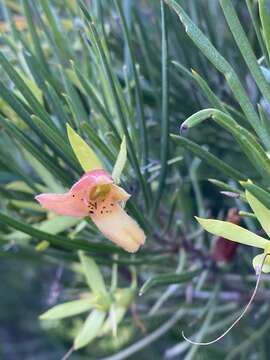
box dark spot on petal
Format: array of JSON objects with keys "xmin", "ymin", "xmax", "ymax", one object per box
[
  {"xmin": 72, "ymin": 195, "xmax": 75, "ymax": 197},
  {"xmin": 89, "ymin": 211, "xmax": 94, "ymax": 214}
]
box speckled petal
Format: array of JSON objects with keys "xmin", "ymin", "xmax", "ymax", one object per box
[
  {"xmin": 35, "ymin": 193, "xmax": 89, "ymax": 217},
  {"xmin": 90, "ymin": 204, "xmax": 145, "ymax": 253},
  {"xmin": 35, "ymin": 170, "xmax": 113, "ymax": 217}
]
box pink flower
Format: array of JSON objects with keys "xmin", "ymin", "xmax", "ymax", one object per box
[{"xmin": 35, "ymin": 169, "xmax": 145, "ymax": 252}]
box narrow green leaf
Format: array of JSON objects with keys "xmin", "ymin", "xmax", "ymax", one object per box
[
  {"xmin": 21, "ymin": 49, "xmax": 68, "ymax": 127},
  {"xmin": 173, "ymin": 61, "xmax": 227, "ymax": 112},
  {"xmin": 0, "ymin": 211, "xmax": 124, "ymax": 254},
  {"xmin": 114, "ymin": 0, "xmax": 148, "ymax": 167},
  {"xmin": 0, "ymin": 151, "xmax": 39, "ymax": 192},
  {"xmin": 208, "ymin": 179, "xmax": 242, "ymax": 195},
  {"xmin": 22, "ymin": 0, "xmax": 50, "ymax": 73},
  {"xmin": 31, "ymin": 115, "xmax": 78, "ymax": 170},
  {"xmin": 79, "ymin": 1, "xmax": 150, "ymax": 209},
  {"xmin": 6, "ymin": 216, "xmax": 80, "ymax": 243},
  {"xmin": 246, "ymin": 0, "xmax": 269, "ymax": 67},
  {"xmin": 61, "ymin": 67, "xmax": 89, "ymax": 126},
  {"xmin": 73, "ymin": 63, "xmax": 120, "ymax": 139},
  {"xmin": 40, "ymin": 298, "xmax": 93, "ymax": 320},
  {"xmin": 153, "ymin": 0, "xmax": 170, "ymax": 213},
  {"xmin": 240, "ymin": 181, "xmax": 270, "ymax": 210},
  {"xmin": 10, "ymin": 200, "xmax": 44, "ymax": 211},
  {"xmin": 0, "ymin": 117, "xmax": 71, "ymax": 185},
  {"xmin": 16, "ymin": 71, "xmax": 43, "ymax": 105},
  {"xmin": 246, "ymin": 190, "xmax": 270, "ymax": 237},
  {"xmin": 5, "ymin": 180, "xmax": 42, "ymax": 194},
  {"xmin": 258, "ymin": 104, "xmax": 270, "ymax": 142},
  {"xmin": 81, "ymin": 122, "xmax": 115, "ymax": 164},
  {"xmin": 23, "ymin": 150, "xmax": 63, "ymax": 193},
  {"xmin": 0, "ymin": 52, "xmax": 55, "ymax": 128},
  {"xmin": 78, "ymin": 251, "xmax": 107, "ymax": 295},
  {"xmin": 208, "ymin": 178, "xmax": 246, "ymax": 201},
  {"xmin": 181, "ymin": 109, "xmax": 270, "ymax": 181},
  {"xmin": 171, "ymin": 135, "xmax": 245, "ymax": 181},
  {"xmin": 74, "ymin": 309, "xmax": 106, "ymax": 349},
  {"xmin": 165, "ymin": 0, "xmax": 268, "ymax": 147},
  {"xmin": 196, "ymin": 217, "xmax": 268, "ymax": 249},
  {"xmin": 67, "ymin": 124, "xmax": 103, "ymax": 172},
  {"xmin": 190, "ymin": 68, "xmax": 227, "ymax": 112},
  {"xmin": 139, "ymin": 269, "xmax": 200, "ymax": 296},
  {"xmin": 40, "ymin": 0, "xmax": 73, "ymax": 63},
  {"xmin": 112, "ymin": 136, "xmax": 127, "ymax": 184},
  {"xmin": 220, "ymin": 0, "xmax": 270, "ymax": 146},
  {"xmin": 259, "ymin": 0, "xmax": 270, "ymax": 63}
]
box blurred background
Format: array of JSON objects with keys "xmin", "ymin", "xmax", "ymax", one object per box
[{"xmin": 1, "ymin": 0, "xmax": 270, "ymax": 359}]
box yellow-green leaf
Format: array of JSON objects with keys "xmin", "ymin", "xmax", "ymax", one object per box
[
  {"xmin": 66, "ymin": 124, "xmax": 103, "ymax": 172},
  {"xmin": 17, "ymin": 71, "xmax": 43, "ymax": 104},
  {"xmin": 78, "ymin": 251, "xmax": 107, "ymax": 295},
  {"xmin": 253, "ymin": 253, "xmax": 270, "ymax": 273},
  {"xmin": 39, "ymin": 298, "xmax": 93, "ymax": 320},
  {"xmin": 5, "ymin": 180, "xmax": 45, "ymax": 194},
  {"xmin": 99, "ymin": 306, "xmax": 126, "ymax": 336},
  {"xmin": 196, "ymin": 217, "xmax": 268, "ymax": 249},
  {"xmin": 112, "ymin": 136, "xmax": 127, "ymax": 184},
  {"xmin": 246, "ymin": 191, "xmax": 270, "ymax": 238},
  {"xmin": 74, "ymin": 309, "xmax": 106, "ymax": 349}
]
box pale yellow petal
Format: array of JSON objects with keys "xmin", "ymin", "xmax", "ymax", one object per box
[
  {"xmin": 91, "ymin": 205, "xmax": 145, "ymax": 253},
  {"xmin": 110, "ymin": 184, "xmax": 130, "ymax": 201}
]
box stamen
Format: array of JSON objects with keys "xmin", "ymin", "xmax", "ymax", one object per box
[
  {"xmin": 89, "ymin": 184, "xmax": 111, "ymax": 200},
  {"xmin": 182, "ymin": 253, "xmax": 270, "ymax": 346}
]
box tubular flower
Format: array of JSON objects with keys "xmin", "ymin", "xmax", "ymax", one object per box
[{"xmin": 35, "ymin": 169, "xmax": 145, "ymax": 253}]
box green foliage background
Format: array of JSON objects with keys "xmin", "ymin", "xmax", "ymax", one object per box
[{"xmin": 1, "ymin": 0, "xmax": 270, "ymax": 359}]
